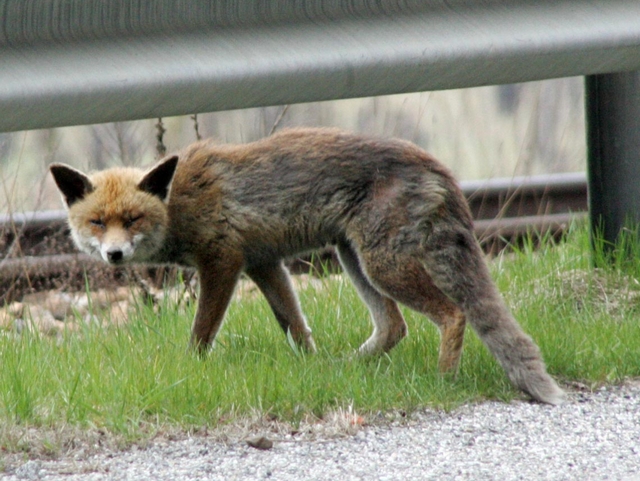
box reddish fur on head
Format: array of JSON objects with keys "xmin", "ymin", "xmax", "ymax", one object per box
[{"xmin": 50, "ymin": 156, "xmax": 178, "ymax": 264}]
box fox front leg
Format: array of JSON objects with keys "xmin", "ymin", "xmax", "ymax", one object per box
[
  {"xmin": 190, "ymin": 257, "xmax": 244, "ymax": 353},
  {"xmin": 246, "ymin": 261, "xmax": 317, "ymax": 353}
]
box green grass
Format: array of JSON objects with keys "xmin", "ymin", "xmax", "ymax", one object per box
[{"xmin": 1, "ymin": 223, "xmax": 640, "ymax": 449}]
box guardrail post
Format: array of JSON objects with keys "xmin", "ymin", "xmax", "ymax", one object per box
[{"xmin": 585, "ymin": 71, "xmax": 640, "ymax": 255}]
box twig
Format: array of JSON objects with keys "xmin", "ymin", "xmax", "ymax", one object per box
[
  {"xmin": 269, "ymin": 105, "xmax": 290, "ymax": 136},
  {"xmin": 155, "ymin": 118, "xmax": 167, "ymax": 158},
  {"xmin": 191, "ymin": 114, "xmax": 202, "ymax": 141}
]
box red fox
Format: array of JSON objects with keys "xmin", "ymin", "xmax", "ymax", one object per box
[{"xmin": 50, "ymin": 128, "xmax": 564, "ymax": 404}]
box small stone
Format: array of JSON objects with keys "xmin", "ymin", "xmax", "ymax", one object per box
[
  {"xmin": 15, "ymin": 460, "xmax": 42, "ymax": 480},
  {"xmin": 246, "ymin": 436, "xmax": 274, "ymax": 450}
]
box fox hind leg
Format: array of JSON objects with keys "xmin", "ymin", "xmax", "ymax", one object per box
[
  {"xmin": 346, "ymin": 243, "xmax": 466, "ymax": 373},
  {"xmin": 428, "ymin": 298, "xmax": 466, "ymax": 374},
  {"xmin": 336, "ymin": 242, "xmax": 408, "ymax": 354}
]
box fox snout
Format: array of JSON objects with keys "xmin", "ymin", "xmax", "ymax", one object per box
[
  {"xmin": 99, "ymin": 241, "xmax": 134, "ymax": 265},
  {"xmin": 104, "ymin": 247, "xmax": 125, "ymax": 264},
  {"xmin": 73, "ymin": 224, "xmax": 155, "ymax": 266},
  {"xmin": 96, "ymin": 228, "xmax": 139, "ymax": 265}
]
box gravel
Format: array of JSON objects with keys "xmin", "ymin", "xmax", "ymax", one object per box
[{"xmin": 3, "ymin": 383, "xmax": 640, "ymax": 481}]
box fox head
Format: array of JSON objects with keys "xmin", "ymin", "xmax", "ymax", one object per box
[{"xmin": 50, "ymin": 156, "xmax": 179, "ymax": 265}]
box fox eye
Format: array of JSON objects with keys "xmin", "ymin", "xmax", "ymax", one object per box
[
  {"xmin": 90, "ymin": 219, "xmax": 105, "ymax": 228},
  {"xmin": 124, "ymin": 214, "xmax": 143, "ymax": 229}
]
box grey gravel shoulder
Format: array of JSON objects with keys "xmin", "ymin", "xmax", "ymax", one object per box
[{"xmin": 4, "ymin": 383, "xmax": 640, "ymax": 481}]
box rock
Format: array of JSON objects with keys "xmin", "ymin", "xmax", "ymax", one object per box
[{"xmin": 246, "ymin": 436, "xmax": 274, "ymax": 450}]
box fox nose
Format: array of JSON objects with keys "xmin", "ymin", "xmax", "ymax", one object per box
[{"xmin": 106, "ymin": 249, "xmax": 123, "ymax": 263}]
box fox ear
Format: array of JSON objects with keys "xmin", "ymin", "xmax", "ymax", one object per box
[
  {"xmin": 138, "ymin": 155, "xmax": 179, "ymax": 202},
  {"xmin": 49, "ymin": 163, "xmax": 94, "ymax": 208}
]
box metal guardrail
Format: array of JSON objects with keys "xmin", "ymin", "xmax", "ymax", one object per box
[{"xmin": 1, "ymin": 1, "xmax": 640, "ymax": 132}]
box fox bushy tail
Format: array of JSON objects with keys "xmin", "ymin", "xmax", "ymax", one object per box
[
  {"xmin": 463, "ymin": 287, "xmax": 564, "ymax": 404},
  {"xmin": 423, "ymin": 225, "xmax": 564, "ymax": 405}
]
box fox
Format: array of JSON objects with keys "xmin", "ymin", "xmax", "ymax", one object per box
[{"xmin": 50, "ymin": 127, "xmax": 564, "ymax": 405}]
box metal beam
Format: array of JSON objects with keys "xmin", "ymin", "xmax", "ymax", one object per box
[{"xmin": 1, "ymin": 0, "xmax": 640, "ymax": 132}]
